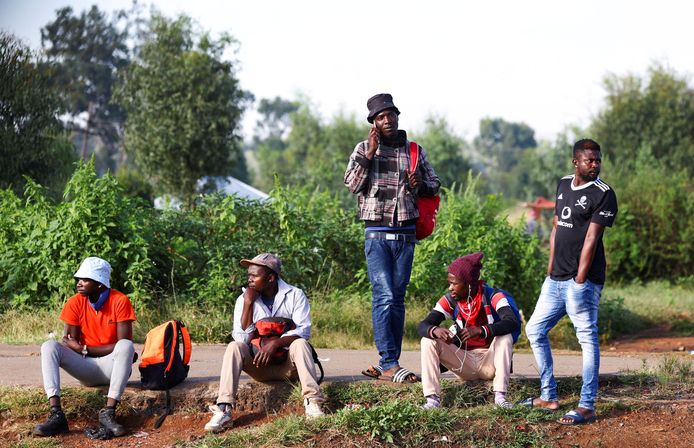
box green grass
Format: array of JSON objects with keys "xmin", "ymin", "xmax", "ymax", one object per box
[
  {"xmin": 2, "ymin": 281, "xmax": 692, "ymax": 346},
  {"xmin": 1, "ymin": 356, "xmax": 690, "ymax": 448},
  {"xmin": 601, "ymin": 281, "xmax": 694, "ymax": 335},
  {"xmin": 192, "ymin": 355, "xmax": 692, "ymax": 447},
  {"xmin": 0, "ymin": 309, "xmax": 63, "ymax": 345}
]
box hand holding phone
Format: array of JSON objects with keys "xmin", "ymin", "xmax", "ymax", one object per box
[
  {"xmin": 432, "ymin": 326, "xmax": 456, "ymax": 344},
  {"xmin": 366, "ymin": 124, "xmax": 380, "ymax": 159}
]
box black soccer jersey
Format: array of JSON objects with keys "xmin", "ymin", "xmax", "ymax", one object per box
[{"xmin": 551, "ymin": 175, "xmax": 618, "ymax": 285}]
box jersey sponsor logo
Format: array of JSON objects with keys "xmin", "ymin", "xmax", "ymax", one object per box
[
  {"xmin": 558, "ymin": 193, "xmax": 563, "ymax": 200},
  {"xmin": 558, "ymin": 206, "xmax": 574, "ymax": 228},
  {"xmin": 599, "ymin": 210, "xmax": 615, "ymax": 218},
  {"xmin": 575, "ymin": 195, "xmax": 588, "ymax": 209}
]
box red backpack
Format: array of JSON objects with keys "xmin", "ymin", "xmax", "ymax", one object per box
[
  {"xmin": 249, "ymin": 317, "xmax": 296, "ymax": 364},
  {"xmin": 409, "ymin": 141, "xmax": 441, "ymax": 240},
  {"xmin": 248, "ymin": 317, "xmax": 324, "ymax": 383}
]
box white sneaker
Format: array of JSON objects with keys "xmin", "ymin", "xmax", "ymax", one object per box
[
  {"xmin": 304, "ymin": 398, "xmax": 325, "ymax": 419},
  {"xmin": 421, "ymin": 394, "xmax": 441, "ymax": 410},
  {"xmin": 204, "ymin": 404, "xmax": 233, "ymax": 432}
]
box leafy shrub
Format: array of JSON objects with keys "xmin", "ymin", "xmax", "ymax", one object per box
[
  {"xmin": 0, "ymin": 160, "xmax": 152, "ymax": 310},
  {"xmin": 604, "ymin": 151, "xmax": 694, "ymax": 282},
  {"xmin": 334, "ymin": 400, "xmax": 456, "ymax": 444},
  {"xmin": 0, "ymin": 164, "xmax": 365, "ymax": 311},
  {"xmin": 1, "ymin": 164, "xmax": 545, "ymax": 323},
  {"xmin": 150, "ymin": 180, "xmax": 364, "ymax": 309},
  {"xmin": 409, "ymin": 175, "xmax": 546, "ymax": 315}
]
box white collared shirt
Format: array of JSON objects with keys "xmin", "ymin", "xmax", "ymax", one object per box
[{"xmin": 232, "ymin": 278, "xmax": 312, "ymax": 343}]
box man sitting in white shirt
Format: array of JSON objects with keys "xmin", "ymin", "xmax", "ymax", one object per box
[{"xmin": 204, "ymin": 253, "xmax": 325, "ymax": 433}]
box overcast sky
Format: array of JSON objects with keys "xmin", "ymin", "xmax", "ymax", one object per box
[{"xmin": 2, "ymin": 0, "xmax": 693, "ymax": 141}]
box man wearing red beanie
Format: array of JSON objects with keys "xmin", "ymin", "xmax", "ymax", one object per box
[{"xmin": 417, "ymin": 252, "xmax": 520, "ymax": 409}]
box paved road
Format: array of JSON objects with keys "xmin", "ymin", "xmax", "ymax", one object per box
[{"xmin": 0, "ymin": 343, "xmax": 662, "ymax": 387}]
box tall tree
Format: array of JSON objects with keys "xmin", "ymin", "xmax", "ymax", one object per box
[
  {"xmin": 591, "ymin": 64, "xmax": 694, "ymax": 174},
  {"xmin": 251, "ymin": 96, "xmax": 300, "ymax": 190},
  {"xmin": 254, "ymin": 101, "xmax": 366, "ymax": 204},
  {"xmin": 0, "ymin": 33, "xmax": 76, "ymax": 195},
  {"xmin": 254, "ymin": 96, "xmax": 299, "ymax": 148},
  {"xmin": 412, "ymin": 116, "xmax": 472, "ymax": 190},
  {"xmin": 41, "ymin": 5, "xmax": 131, "ymax": 168},
  {"xmin": 510, "ymin": 127, "xmax": 577, "ymax": 201},
  {"xmin": 115, "ymin": 14, "xmax": 249, "ymax": 204},
  {"xmin": 473, "ymin": 117, "xmax": 537, "ymax": 197},
  {"xmin": 474, "ymin": 117, "xmax": 537, "ymax": 172}
]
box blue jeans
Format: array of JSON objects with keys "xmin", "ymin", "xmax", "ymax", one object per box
[
  {"xmin": 525, "ymin": 277, "xmax": 603, "ymax": 410},
  {"xmin": 364, "ymin": 238, "xmax": 415, "ymax": 370}
]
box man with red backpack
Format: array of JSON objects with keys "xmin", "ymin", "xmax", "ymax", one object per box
[
  {"xmin": 204, "ymin": 253, "xmax": 325, "ymax": 433},
  {"xmin": 344, "ymin": 93, "xmax": 440, "ymax": 384},
  {"xmin": 417, "ymin": 252, "xmax": 520, "ymax": 409}
]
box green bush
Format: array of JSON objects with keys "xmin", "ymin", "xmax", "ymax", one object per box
[
  {"xmin": 604, "ymin": 151, "xmax": 694, "ymax": 282},
  {"xmin": 0, "ymin": 165, "xmax": 365, "ymax": 312},
  {"xmin": 1, "ymin": 164, "xmax": 546, "ymax": 324},
  {"xmin": 409, "ymin": 175, "xmax": 546, "ymax": 315},
  {"xmin": 0, "ymin": 160, "xmax": 152, "ymax": 310}
]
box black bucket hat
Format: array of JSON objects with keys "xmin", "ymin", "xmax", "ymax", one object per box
[{"xmin": 366, "ymin": 93, "xmax": 400, "ymax": 123}]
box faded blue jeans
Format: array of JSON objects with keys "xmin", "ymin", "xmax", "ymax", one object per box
[
  {"xmin": 525, "ymin": 277, "xmax": 603, "ymax": 410},
  {"xmin": 364, "ymin": 238, "xmax": 415, "ymax": 371}
]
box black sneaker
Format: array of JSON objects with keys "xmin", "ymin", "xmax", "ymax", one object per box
[
  {"xmin": 33, "ymin": 407, "xmax": 69, "ymax": 437},
  {"xmin": 98, "ymin": 407, "xmax": 126, "ymax": 437}
]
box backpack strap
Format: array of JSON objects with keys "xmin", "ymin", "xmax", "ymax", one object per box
[
  {"xmin": 164, "ymin": 321, "xmax": 177, "ymax": 375},
  {"xmin": 308, "ymin": 342, "xmax": 324, "ymax": 384},
  {"xmin": 409, "ymin": 141, "xmax": 419, "ymax": 173},
  {"xmin": 178, "ymin": 321, "xmax": 191, "ymax": 366}
]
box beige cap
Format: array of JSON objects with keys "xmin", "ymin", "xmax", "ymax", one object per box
[{"xmin": 240, "ymin": 253, "xmax": 282, "ymax": 276}]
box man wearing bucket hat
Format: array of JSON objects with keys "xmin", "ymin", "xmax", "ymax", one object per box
[
  {"xmin": 344, "ymin": 93, "xmax": 440, "ymax": 383},
  {"xmin": 204, "ymin": 253, "xmax": 325, "ymax": 433},
  {"xmin": 33, "ymin": 257, "xmax": 136, "ymax": 438}
]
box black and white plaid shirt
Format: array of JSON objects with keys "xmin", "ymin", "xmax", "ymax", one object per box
[{"xmin": 344, "ymin": 130, "xmax": 440, "ymax": 225}]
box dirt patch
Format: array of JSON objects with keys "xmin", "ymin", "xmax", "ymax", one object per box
[
  {"xmin": 1, "ymin": 409, "xmax": 284, "ymax": 448},
  {"xmin": 607, "ymin": 329, "xmax": 694, "ymax": 353},
  {"xmin": 542, "ymin": 402, "xmax": 694, "ymax": 448},
  {"xmin": 3, "ymin": 335, "xmax": 692, "ymax": 447}
]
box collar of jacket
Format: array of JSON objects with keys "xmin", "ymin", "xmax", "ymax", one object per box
[{"xmin": 381, "ymin": 129, "xmax": 407, "ymax": 148}]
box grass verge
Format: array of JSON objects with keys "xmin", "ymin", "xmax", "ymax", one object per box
[
  {"xmin": 1, "ymin": 356, "xmax": 691, "ymax": 447},
  {"xmin": 2, "ymin": 281, "xmax": 692, "ymax": 346}
]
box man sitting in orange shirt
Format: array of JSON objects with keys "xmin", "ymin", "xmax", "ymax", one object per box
[{"xmin": 33, "ymin": 257, "xmax": 136, "ymax": 438}]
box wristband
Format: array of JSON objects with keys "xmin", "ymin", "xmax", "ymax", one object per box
[{"xmin": 81, "ymin": 344, "xmax": 88, "ymax": 358}]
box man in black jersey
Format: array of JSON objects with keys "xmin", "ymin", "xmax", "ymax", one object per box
[{"xmin": 523, "ymin": 139, "xmax": 618, "ymax": 425}]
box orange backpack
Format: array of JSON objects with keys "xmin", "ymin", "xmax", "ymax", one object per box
[{"xmin": 139, "ymin": 320, "xmax": 191, "ymax": 390}]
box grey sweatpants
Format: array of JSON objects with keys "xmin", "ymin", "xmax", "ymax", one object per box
[{"xmin": 41, "ymin": 339, "xmax": 134, "ymax": 401}]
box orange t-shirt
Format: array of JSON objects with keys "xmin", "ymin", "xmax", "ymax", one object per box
[{"xmin": 59, "ymin": 289, "xmax": 136, "ymax": 347}]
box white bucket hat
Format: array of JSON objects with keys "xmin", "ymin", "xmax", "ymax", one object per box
[{"xmin": 73, "ymin": 257, "xmax": 112, "ymax": 288}]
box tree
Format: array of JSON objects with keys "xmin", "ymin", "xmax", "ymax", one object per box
[
  {"xmin": 511, "ymin": 127, "xmax": 577, "ymax": 201},
  {"xmin": 591, "ymin": 64, "xmax": 694, "ymax": 175},
  {"xmin": 474, "ymin": 117, "xmax": 537, "ymax": 171},
  {"xmin": 254, "ymin": 96, "xmax": 299, "ymax": 148},
  {"xmin": 412, "ymin": 115, "xmax": 472, "ymax": 190},
  {"xmin": 473, "ymin": 117, "xmax": 537, "ymax": 197},
  {"xmin": 253, "ymin": 99, "xmax": 365, "ymax": 203},
  {"xmin": 0, "ymin": 33, "xmax": 77, "ymax": 195},
  {"xmin": 115, "ymin": 14, "xmax": 249, "ymax": 204},
  {"xmin": 41, "ymin": 5, "xmax": 132, "ymax": 169}
]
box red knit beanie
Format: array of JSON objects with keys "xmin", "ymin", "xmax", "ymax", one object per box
[{"xmin": 447, "ymin": 252, "xmax": 484, "ymax": 287}]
